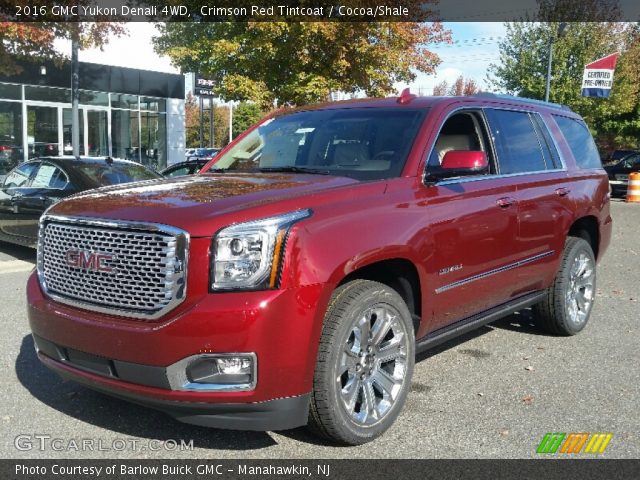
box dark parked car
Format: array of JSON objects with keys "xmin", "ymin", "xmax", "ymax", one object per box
[
  {"xmin": 188, "ymin": 148, "xmax": 220, "ymax": 161},
  {"xmin": 604, "ymin": 149, "xmax": 639, "ymax": 165},
  {"xmin": 0, "ymin": 156, "xmax": 161, "ymax": 247},
  {"xmin": 160, "ymin": 159, "xmax": 209, "ymax": 177},
  {"xmin": 604, "ymin": 152, "xmax": 640, "ymax": 196}
]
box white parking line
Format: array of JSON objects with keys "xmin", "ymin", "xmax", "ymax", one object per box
[{"xmin": 0, "ymin": 259, "xmax": 35, "ymax": 274}]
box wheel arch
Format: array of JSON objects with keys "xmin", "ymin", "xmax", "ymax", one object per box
[
  {"xmin": 337, "ymin": 258, "xmax": 423, "ymax": 334},
  {"xmin": 567, "ymin": 215, "xmax": 600, "ymax": 259}
]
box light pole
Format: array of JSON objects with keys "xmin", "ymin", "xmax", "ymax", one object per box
[
  {"xmin": 544, "ymin": 22, "xmax": 568, "ymax": 103},
  {"xmin": 71, "ymin": 29, "xmax": 80, "ymax": 157}
]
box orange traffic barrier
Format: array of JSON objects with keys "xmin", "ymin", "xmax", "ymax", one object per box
[{"xmin": 627, "ymin": 172, "xmax": 640, "ymax": 203}]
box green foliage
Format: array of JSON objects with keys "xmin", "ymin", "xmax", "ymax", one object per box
[
  {"xmin": 232, "ymin": 102, "xmax": 264, "ymax": 138},
  {"xmin": 154, "ymin": 21, "xmax": 450, "ymax": 108},
  {"xmin": 0, "ymin": 2, "xmax": 124, "ymax": 74},
  {"xmin": 487, "ymin": 15, "xmax": 640, "ymax": 152}
]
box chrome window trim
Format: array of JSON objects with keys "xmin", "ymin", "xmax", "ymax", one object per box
[
  {"xmin": 435, "ymin": 250, "xmax": 555, "ymax": 294},
  {"xmin": 435, "ymin": 168, "xmax": 568, "ymax": 187},
  {"xmin": 166, "ymin": 353, "xmax": 257, "ymax": 392},
  {"xmin": 37, "ymin": 214, "xmax": 189, "ymax": 320},
  {"xmin": 537, "ymin": 112, "xmax": 568, "ymax": 170},
  {"xmin": 423, "ymin": 105, "xmax": 569, "ymax": 188},
  {"xmin": 528, "ymin": 113, "xmax": 552, "ymax": 171}
]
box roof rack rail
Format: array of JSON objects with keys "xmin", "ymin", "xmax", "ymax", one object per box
[{"xmin": 474, "ymin": 92, "xmax": 571, "ymax": 111}]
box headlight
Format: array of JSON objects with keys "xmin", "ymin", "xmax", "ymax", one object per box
[{"xmin": 211, "ymin": 210, "xmax": 311, "ymax": 291}]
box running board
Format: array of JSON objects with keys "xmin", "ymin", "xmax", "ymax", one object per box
[{"xmin": 416, "ymin": 291, "xmax": 546, "ymax": 354}]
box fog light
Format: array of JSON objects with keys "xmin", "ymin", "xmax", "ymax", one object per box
[{"xmin": 186, "ymin": 354, "xmax": 255, "ymax": 386}]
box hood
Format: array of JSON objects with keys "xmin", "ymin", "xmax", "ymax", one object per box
[{"xmin": 49, "ymin": 172, "xmax": 359, "ymax": 235}]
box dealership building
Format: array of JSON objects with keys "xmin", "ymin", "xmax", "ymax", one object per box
[{"xmin": 0, "ymin": 59, "xmax": 185, "ymax": 171}]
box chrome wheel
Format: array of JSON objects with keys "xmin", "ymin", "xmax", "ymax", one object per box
[
  {"xmin": 566, "ymin": 251, "xmax": 595, "ymax": 325},
  {"xmin": 337, "ymin": 303, "xmax": 409, "ymax": 426}
]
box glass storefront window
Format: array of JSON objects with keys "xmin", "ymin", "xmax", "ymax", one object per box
[
  {"xmin": 87, "ymin": 110, "xmax": 108, "ymax": 156},
  {"xmin": 80, "ymin": 90, "xmax": 109, "ymax": 107},
  {"xmin": 140, "ymin": 97, "xmax": 166, "ymax": 112},
  {"xmin": 112, "ymin": 109, "xmax": 139, "ymax": 161},
  {"xmin": 25, "ymin": 86, "xmax": 71, "ymax": 103},
  {"xmin": 0, "ymin": 83, "xmax": 21, "ymax": 100},
  {"xmin": 62, "ymin": 109, "xmax": 84, "ymax": 155},
  {"xmin": 0, "ymin": 101, "xmax": 23, "ymax": 173},
  {"xmin": 27, "ymin": 105, "xmax": 58, "ymax": 158},
  {"xmin": 140, "ymin": 112, "xmax": 166, "ymax": 170},
  {"xmin": 2, "ymin": 80, "xmax": 170, "ymax": 165},
  {"xmin": 111, "ymin": 94, "xmax": 138, "ymax": 109}
]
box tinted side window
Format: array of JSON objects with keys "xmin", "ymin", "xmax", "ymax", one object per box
[
  {"xmin": 31, "ymin": 163, "xmax": 68, "ymax": 189},
  {"xmin": 166, "ymin": 166, "xmax": 191, "ymax": 177},
  {"xmin": 485, "ymin": 109, "xmax": 547, "ymax": 174},
  {"xmin": 3, "ymin": 162, "xmax": 37, "ymax": 188},
  {"xmin": 623, "ymin": 154, "xmax": 640, "ymax": 168},
  {"xmin": 554, "ymin": 116, "xmax": 601, "ymax": 169}
]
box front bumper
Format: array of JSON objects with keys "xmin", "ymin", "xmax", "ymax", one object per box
[
  {"xmin": 608, "ymin": 179, "xmax": 628, "ymax": 195},
  {"xmin": 38, "ymin": 350, "xmax": 309, "ymax": 431},
  {"xmin": 27, "ymin": 272, "xmax": 327, "ymax": 431}
]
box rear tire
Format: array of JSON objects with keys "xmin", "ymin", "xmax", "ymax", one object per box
[
  {"xmin": 533, "ymin": 237, "xmax": 597, "ymax": 336},
  {"xmin": 308, "ymin": 280, "xmax": 415, "ymax": 445}
]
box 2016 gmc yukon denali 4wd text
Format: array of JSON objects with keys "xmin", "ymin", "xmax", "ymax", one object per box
[{"xmin": 27, "ymin": 93, "xmax": 612, "ymax": 444}]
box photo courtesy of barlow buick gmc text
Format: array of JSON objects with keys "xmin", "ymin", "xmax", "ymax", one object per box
[{"xmin": 1, "ymin": 1, "xmax": 639, "ymax": 479}]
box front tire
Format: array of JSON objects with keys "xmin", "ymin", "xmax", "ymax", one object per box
[
  {"xmin": 308, "ymin": 280, "xmax": 415, "ymax": 445},
  {"xmin": 533, "ymin": 237, "xmax": 597, "ymax": 336}
]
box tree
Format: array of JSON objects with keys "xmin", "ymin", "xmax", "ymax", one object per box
[
  {"xmin": 232, "ymin": 102, "xmax": 264, "ymax": 138},
  {"xmin": 431, "ymin": 76, "xmax": 480, "ymax": 96},
  {"xmin": 154, "ymin": 21, "xmax": 450, "ymax": 108},
  {"xmin": 433, "ymin": 80, "xmax": 448, "ymax": 96},
  {"xmin": 184, "ymin": 93, "xmax": 231, "ymax": 148},
  {"xmin": 0, "ymin": 4, "xmax": 124, "ymax": 74},
  {"xmin": 487, "ymin": 1, "xmax": 640, "ymax": 150}
]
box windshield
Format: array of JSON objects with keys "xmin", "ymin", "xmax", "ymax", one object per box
[
  {"xmin": 207, "ymin": 108, "xmax": 426, "ymax": 181},
  {"xmin": 75, "ymin": 162, "xmax": 161, "ymax": 186},
  {"xmin": 194, "ymin": 148, "xmax": 219, "ymax": 156}
]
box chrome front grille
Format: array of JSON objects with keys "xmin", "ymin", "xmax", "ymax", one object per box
[{"xmin": 37, "ymin": 215, "xmax": 189, "ymax": 320}]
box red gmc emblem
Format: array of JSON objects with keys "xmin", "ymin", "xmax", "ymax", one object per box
[{"xmin": 65, "ymin": 250, "xmax": 115, "ymax": 273}]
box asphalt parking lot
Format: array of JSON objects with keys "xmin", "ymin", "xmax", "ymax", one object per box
[{"xmin": 0, "ymin": 199, "xmax": 638, "ymax": 459}]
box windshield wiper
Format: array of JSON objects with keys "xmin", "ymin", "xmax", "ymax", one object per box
[{"xmin": 259, "ymin": 166, "xmax": 331, "ymax": 175}]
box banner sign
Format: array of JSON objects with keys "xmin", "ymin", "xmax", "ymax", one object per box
[
  {"xmin": 581, "ymin": 53, "xmax": 619, "ymax": 98},
  {"xmin": 194, "ymin": 76, "xmax": 215, "ymax": 96}
]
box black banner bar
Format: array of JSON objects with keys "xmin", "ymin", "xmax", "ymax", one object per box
[
  {"xmin": 3, "ymin": 0, "xmax": 640, "ymax": 22},
  {"xmin": 2, "ymin": 459, "xmax": 640, "ymax": 480}
]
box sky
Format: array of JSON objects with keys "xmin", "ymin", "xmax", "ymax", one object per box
[{"xmin": 54, "ymin": 22, "xmax": 508, "ymax": 95}]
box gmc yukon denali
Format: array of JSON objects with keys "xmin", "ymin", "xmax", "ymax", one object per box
[{"xmin": 27, "ymin": 93, "xmax": 612, "ymax": 444}]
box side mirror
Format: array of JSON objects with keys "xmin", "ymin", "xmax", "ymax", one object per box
[{"xmin": 426, "ymin": 150, "xmax": 489, "ymax": 184}]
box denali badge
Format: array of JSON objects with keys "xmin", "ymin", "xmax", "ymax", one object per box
[
  {"xmin": 439, "ymin": 264, "xmax": 463, "ymax": 275},
  {"xmin": 65, "ymin": 250, "xmax": 115, "ymax": 273}
]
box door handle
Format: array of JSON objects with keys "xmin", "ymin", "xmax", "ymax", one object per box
[
  {"xmin": 496, "ymin": 197, "xmax": 516, "ymax": 208},
  {"xmin": 555, "ymin": 187, "xmax": 570, "ymax": 197}
]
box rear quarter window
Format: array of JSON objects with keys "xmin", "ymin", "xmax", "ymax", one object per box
[{"xmin": 553, "ymin": 116, "xmax": 602, "ymax": 169}]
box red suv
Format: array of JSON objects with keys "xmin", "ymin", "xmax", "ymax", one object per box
[{"xmin": 28, "ymin": 93, "xmax": 612, "ymax": 444}]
